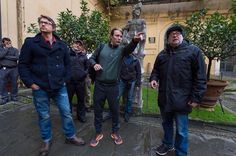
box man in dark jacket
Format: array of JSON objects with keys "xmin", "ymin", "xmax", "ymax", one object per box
[
  {"xmin": 18, "ymin": 15, "xmax": 85, "ymax": 156},
  {"xmin": 89, "ymin": 28, "xmax": 143, "ymax": 147},
  {"xmin": 0, "ymin": 38, "xmax": 19, "ymax": 105},
  {"xmin": 150, "ymin": 25, "xmax": 206, "ymax": 156},
  {"xmin": 66, "ymin": 40, "xmax": 89, "ymax": 123},
  {"xmin": 118, "ymin": 54, "xmax": 141, "ymax": 122}
]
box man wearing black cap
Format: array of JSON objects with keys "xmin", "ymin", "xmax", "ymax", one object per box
[
  {"xmin": 150, "ymin": 24, "xmax": 207, "ymax": 156},
  {"xmin": 66, "ymin": 39, "xmax": 89, "ymax": 122}
]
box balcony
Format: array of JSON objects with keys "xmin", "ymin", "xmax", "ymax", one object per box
[{"xmin": 119, "ymin": 0, "xmax": 199, "ymax": 5}]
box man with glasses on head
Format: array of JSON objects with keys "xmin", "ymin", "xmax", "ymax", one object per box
[
  {"xmin": 150, "ymin": 24, "xmax": 206, "ymax": 156},
  {"xmin": 19, "ymin": 15, "xmax": 85, "ymax": 156}
]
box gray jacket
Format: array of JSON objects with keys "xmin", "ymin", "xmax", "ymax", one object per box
[{"xmin": 0, "ymin": 46, "xmax": 19, "ymax": 67}]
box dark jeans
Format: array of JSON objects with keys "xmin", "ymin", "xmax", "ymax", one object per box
[
  {"xmin": 160, "ymin": 109, "xmax": 188, "ymax": 156},
  {"xmin": 0, "ymin": 67, "xmax": 18, "ymax": 101},
  {"xmin": 93, "ymin": 81, "xmax": 120, "ymax": 134},
  {"xmin": 118, "ymin": 80, "xmax": 136, "ymax": 114},
  {"xmin": 66, "ymin": 80, "xmax": 86, "ymax": 118}
]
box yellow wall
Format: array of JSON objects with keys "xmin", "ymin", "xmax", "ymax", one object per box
[
  {"xmin": 1, "ymin": 0, "xmax": 232, "ymax": 75},
  {"xmin": 1, "ymin": 0, "xmax": 18, "ymax": 47},
  {"xmin": 1, "ymin": 0, "xmax": 104, "ymax": 48},
  {"xmin": 110, "ymin": 0, "xmax": 232, "ymax": 74}
]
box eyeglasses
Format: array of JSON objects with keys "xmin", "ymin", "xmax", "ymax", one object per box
[
  {"xmin": 39, "ymin": 21, "xmax": 52, "ymax": 25},
  {"xmin": 169, "ymin": 31, "xmax": 182, "ymax": 37}
]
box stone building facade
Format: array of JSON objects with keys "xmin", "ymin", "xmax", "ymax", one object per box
[{"xmin": 0, "ymin": 0, "xmax": 233, "ymax": 75}]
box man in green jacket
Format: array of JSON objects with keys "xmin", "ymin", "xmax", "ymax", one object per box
[{"xmin": 89, "ymin": 28, "xmax": 143, "ymax": 147}]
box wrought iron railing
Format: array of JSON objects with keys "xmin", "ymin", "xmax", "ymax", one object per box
[{"xmin": 119, "ymin": 0, "xmax": 198, "ymax": 5}]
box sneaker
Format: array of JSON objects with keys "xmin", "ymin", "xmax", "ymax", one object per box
[
  {"xmin": 90, "ymin": 133, "xmax": 103, "ymax": 147},
  {"xmin": 155, "ymin": 144, "xmax": 174, "ymax": 155},
  {"xmin": 111, "ymin": 133, "xmax": 123, "ymax": 145}
]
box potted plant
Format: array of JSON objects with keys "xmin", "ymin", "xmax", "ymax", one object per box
[{"xmin": 184, "ymin": 8, "xmax": 236, "ymax": 110}]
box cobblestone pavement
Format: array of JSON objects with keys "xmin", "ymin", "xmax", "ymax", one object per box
[{"xmin": 0, "ymin": 89, "xmax": 236, "ymax": 156}]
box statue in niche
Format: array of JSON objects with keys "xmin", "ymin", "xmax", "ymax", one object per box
[{"xmin": 122, "ymin": 1, "xmax": 146, "ymax": 113}]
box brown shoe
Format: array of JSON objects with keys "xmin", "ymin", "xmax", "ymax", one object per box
[
  {"xmin": 39, "ymin": 141, "xmax": 52, "ymax": 156},
  {"xmin": 65, "ymin": 136, "xmax": 85, "ymax": 146}
]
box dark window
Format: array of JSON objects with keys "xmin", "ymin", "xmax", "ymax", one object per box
[
  {"xmin": 220, "ymin": 55, "xmax": 236, "ymax": 77},
  {"xmin": 148, "ymin": 37, "xmax": 155, "ymax": 44}
]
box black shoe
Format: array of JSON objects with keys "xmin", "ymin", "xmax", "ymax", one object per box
[
  {"xmin": 124, "ymin": 113, "xmax": 129, "ymax": 122},
  {"xmin": 155, "ymin": 144, "xmax": 174, "ymax": 155},
  {"xmin": 78, "ymin": 116, "xmax": 87, "ymax": 123}
]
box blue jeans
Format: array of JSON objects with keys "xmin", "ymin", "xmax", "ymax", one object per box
[
  {"xmin": 118, "ymin": 80, "xmax": 136, "ymax": 114},
  {"xmin": 32, "ymin": 85, "xmax": 76, "ymax": 142},
  {"xmin": 160, "ymin": 111, "xmax": 188, "ymax": 156}
]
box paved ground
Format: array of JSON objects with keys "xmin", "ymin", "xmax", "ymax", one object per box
[{"xmin": 0, "ymin": 89, "xmax": 236, "ymax": 156}]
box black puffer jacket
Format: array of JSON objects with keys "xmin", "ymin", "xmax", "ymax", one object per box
[
  {"xmin": 150, "ymin": 39, "xmax": 207, "ymax": 113},
  {"xmin": 69, "ymin": 49, "xmax": 89, "ymax": 81}
]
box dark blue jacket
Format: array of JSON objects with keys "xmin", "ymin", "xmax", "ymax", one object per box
[
  {"xmin": 120, "ymin": 55, "xmax": 141, "ymax": 87},
  {"xmin": 18, "ymin": 33, "xmax": 71, "ymax": 91}
]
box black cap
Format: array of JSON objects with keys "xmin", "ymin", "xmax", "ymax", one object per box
[{"xmin": 166, "ymin": 24, "xmax": 184, "ymax": 38}]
